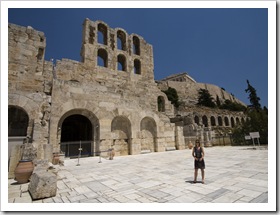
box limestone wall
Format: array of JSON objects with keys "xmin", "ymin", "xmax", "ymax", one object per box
[
  {"xmin": 8, "ymin": 20, "xmax": 178, "ymax": 160},
  {"xmin": 8, "ymin": 23, "xmax": 54, "ymax": 160}
]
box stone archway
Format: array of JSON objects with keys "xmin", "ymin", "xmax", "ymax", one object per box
[
  {"xmin": 58, "ymin": 109, "xmax": 99, "ymax": 157},
  {"xmin": 8, "ymin": 105, "xmax": 29, "ymax": 136},
  {"xmin": 111, "ymin": 116, "xmax": 131, "ymax": 156},
  {"xmin": 202, "ymin": 115, "xmax": 208, "ymax": 127},
  {"xmin": 231, "ymin": 117, "xmax": 235, "ymax": 128},
  {"xmin": 140, "ymin": 117, "xmax": 157, "ymax": 153}
]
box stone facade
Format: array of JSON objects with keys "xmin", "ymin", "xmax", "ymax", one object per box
[
  {"xmin": 8, "ymin": 19, "xmax": 246, "ymax": 177},
  {"xmin": 158, "ymin": 72, "xmax": 246, "ymax": 146},
  {"xmin": 8, "ymin": 19, "xmax": 183, "ymax": 170}
]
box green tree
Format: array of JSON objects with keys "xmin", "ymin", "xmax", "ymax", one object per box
[
  {"xmin": 162, "ymin": 87, "xmax": 180, "ymax": 108},
  {"xmin": 232, "ymin": 80, "xmax": 267, "ymax": 145},
  {"xmin": 245, "ymin": 80, "xmax": 261, "ymax": 110},
  {"xmin": 197, "ymin": 88, "xmax": 216, "ymax": 108},
  {"xmin": 220, "ymin": 99, "xmax": 246, "ymax": 112},
  {"xmin": 232, "ymin": 108, "xmax": 268, "ymax": 145}
]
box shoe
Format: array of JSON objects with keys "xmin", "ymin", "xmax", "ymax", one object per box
[
  {"xmin": 202, "ymin": 181, "xmax": 205, "ymax": 184},
  {"xmin": 193, "ymin": 181, "xmax": 197, "ymax": 184}
]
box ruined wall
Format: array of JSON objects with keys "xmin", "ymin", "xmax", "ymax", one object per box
[
  {"xmin": 8, "ymin": 23, "xmax": 53, "ymax": 160},
  {"xmin": 48, "ymin": 18, "xmax": 177, "ymax": 155},
  {"xmin": 8, "ymin": 19, "xmax": 180, "ymax": 163}
]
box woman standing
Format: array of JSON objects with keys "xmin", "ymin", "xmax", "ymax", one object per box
[{"xmin": 192, "ymin": 139, "xmax": 205, "ymax": 184}]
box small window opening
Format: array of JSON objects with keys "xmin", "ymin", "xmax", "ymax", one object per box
[
  {"xmin": 117, "ymin": 54, "xmax": 126, "ymax": 71},
  {"xmin": 97, "ymin": 49, "xmax": 108, "ymax": 67},
  {"xmin": 37, "ymin": 48, "xmax": 44, "ymax": 60},
  {"xmin": 133, "ymin": 36, "xmax": 140, "ymax": 55},
  {"xmin": 158, "ymin": 96, "xmax": 165, "ymax": 112},
  {"xmin": 117, "ymin": 30, "xmax": 126, "ymax": 51},
  {"xmin": 98, "ymin": 23, "xmax": 107, "ymax": 45},
  {"xmin": 134, "ymin": 59, "xmax": 141, "ymax": 75}
]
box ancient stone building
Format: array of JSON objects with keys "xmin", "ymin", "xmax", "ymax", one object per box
[
  {"xmin": 8, "ymin": 18, "xmax": 246, "ymax": 177},
  {"xmin": 158, "ymin": 72, "xmax": 246, "ymax": 146},
  {"xmin": 8, "ymin": 19, "xmax": 185, "ymax": 176}
]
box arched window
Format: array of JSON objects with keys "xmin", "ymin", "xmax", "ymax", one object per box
[
  {"xmin": 231, "ymin": 117, "xmax": 235, "ymax": 128},
  {"xmin": 218, "ymin": 116, "xmax": 223, "ymax": 126},
  {"xmin": 241, "ymin": 117, "xmax": 245, "ymax": 124},
  {"xmin": 98, "ymin": 23, "xmax": 107, "ymax": 45},
  {"xmin": 133, "ymin": 36, "xmax": 140, "ymax": 55},
  {"xmin": 157, "ymin": 96, "xmax": 165, "ymax": 112},
  {"xmin": 97, "ymin": 49, "xmax": 108, "ymax": 67},
  {"xmin": 117, "ymin": 54, "xmax": 126, "ymax": 71},
  {"xmin": 236, "ymin": 117, "xmax": 240, "ymax": 125},
  {"xmin": 117, "ymin": 30, "xmax": 126, "ymax": 51},
  {"xmin": 210, "ymin": 116, "xmax": 216, "ymax": 126},
  {"xmin": 202, "ymin": 115, "xmax": 208, "ymax": 127},
  {"xmin": 224, "ymin": 117, "xmax": 229, "ymax": 126},
  {"xmin": 194, "ymin": 116, "xmax": 199, "ymax": 125},
  {"xmin": 134, "ymin": 59, "xmax": 141, "ymax": 75}
]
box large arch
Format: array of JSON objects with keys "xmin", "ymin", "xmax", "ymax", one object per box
[
  {"xmin": 140, "ymin": 117, "xmax": 157, "ymax": 152},
  {"xmin": 58, "ymin": 109, "xmax": 99, "ymax": 157},
  {"xmin": 8, "ymin": 105, "xmax": 29, "ymax": 137},
  {"xmin": 111, "ymin": 116, "xmax": 132, "ymax": 156}
]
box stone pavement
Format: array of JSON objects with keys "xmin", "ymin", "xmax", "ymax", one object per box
[{"xmin": 8, "ymin": 146, "xmax": 268, "ymax": 205}]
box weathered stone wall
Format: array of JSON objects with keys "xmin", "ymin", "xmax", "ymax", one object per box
[
  {"xmin": 8, "ymin": 23, "xmax": 53, "ymax": 161},
  {"xmin": 8, "ymin": 20, "xmax": 178, "ymax": 162},
  {"xmin": 8, "ymin": 18, "xmax": 248, "ymax": 166}
]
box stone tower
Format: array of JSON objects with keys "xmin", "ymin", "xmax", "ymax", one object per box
[{"xmin": 80, "ymin": 19, "xmax": 154, "ymax": 81}]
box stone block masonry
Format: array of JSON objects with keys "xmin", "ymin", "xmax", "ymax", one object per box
[{"xmin": 8, "ymin": 19, "xmax": 181, "ymax": 166}]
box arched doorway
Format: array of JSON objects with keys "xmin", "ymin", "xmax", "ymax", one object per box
[
  {"xmin": 140, "ymin": 117, "xmax": 157, "ymax": 153},
  {"xmin": 60, "ymin": 114, "xmax": 93, "ymax": 157},
  {"xmin": 8, "ymin": 105, "xmax": 29, "ymax": 136},
  {"xmin": 111, "ymin": 116, "xmax": 131, "ymax": 156}
]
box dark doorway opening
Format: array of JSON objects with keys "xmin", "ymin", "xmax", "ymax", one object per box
[
  {"xmin": 8, "ymin": 106, "xmax": 29, "ymax": 136},
  {"xmin": 60, "ymin": 114, "xmax": 92, "ymax": 158}
]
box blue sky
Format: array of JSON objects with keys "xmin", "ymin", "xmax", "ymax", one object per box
[{"xmin": 8, "ymin": 8, "xmax": 268, "ymax": 107}]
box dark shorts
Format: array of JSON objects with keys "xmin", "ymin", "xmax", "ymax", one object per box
[{"xmin": 194, "ymin": 159, "xmax": 205, "ymax": 169}]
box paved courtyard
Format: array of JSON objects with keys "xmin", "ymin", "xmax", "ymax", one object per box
[{"xmin": 8, "ymin": 146, "xmax": 268, "ymax": 207}]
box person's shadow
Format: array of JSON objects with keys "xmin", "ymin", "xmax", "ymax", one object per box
[{"xmin": 185, "ymin": 180, "xmax": 204, "ymax": 184}]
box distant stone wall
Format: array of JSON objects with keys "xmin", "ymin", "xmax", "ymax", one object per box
[{"xmin": 158, "ymin": 80, "xmax": 246, "ymax": 107}]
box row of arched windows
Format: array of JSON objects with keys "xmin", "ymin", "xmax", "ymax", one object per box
[
  {"xmin": 97, "ymin": 23, "xmax": 140, "ymax": 55},
  {"xmin": 97, "ymin": 48, "xmax": 141, "ymax": 74},
  {"xmin": 194, "ymin": 115, "xmax": 245, "ymax": 128}
]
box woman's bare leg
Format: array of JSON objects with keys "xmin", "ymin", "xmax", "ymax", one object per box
[
  {"xmin": 194, "ymin": 169, "xmax": 198, "ymax": 182},
  {"xmin": 201, "ymin": 169, "xmax": 205, "ymax": 183}
]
